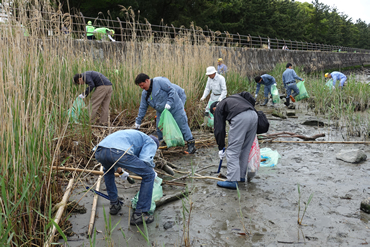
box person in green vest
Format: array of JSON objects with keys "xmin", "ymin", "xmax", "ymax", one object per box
[
  {"xmin": 86, "ymin": 21, "xmax": 95, "ymax": 40},
  {"xmin": 93, "ymin": 27, "xmax": 115, "ymax": 42}
]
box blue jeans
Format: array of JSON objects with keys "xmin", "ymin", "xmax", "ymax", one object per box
[
  {"xmin": 95, "ymin": 147, "xmax": 155, "ymax": 213},
  {"xmin": 286, "ymin": 83, "xmax": 300, "ymax": 98},
  {"xmin": 264, "ymin": 85, "xmax": 272, "ymax": 98}
]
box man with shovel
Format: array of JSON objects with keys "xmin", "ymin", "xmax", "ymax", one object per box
[
  {"xmin": 210, "ymin": 91, "xmax": 258, "ymax": 190},
  {"xmin": 134, "ymin": 73, "xmax": 196, "ymax": 154},
  {"xmin": 73, "ymin": 71, "xmax": 113, "ymax": 125},
  {"xmin": 94, "ymin": 129, "xmax": 159, "ymax": 225}
]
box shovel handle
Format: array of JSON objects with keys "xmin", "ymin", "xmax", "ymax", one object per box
[{"xmin": 217, "ymin": 148, "xmax": 225, "ymax": 173}]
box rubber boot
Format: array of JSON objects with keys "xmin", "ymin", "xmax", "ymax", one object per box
[
  {"xmin": 284, "ymin": 97, "xmax": 290, "ymax": 107},
  {"xmin": 185, "ymin": 139, "xmax": 196, "ymax": 154},
  {"xmin": 217, "ymin": 181, "xmax": 238, "ymax": 190},
  {"xmin": 260, "ymin": 98, "xmax": 268, "ymax": 106}
]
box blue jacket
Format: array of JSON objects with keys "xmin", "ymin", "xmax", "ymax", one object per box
[
  {"xmin": 256, "ymin": 74, "xmax": 276, "ymax": 94},
  {"xmin": 330, "ymin": 71, "xmax": 347, "ymax": 86},
  {"xmin": 172, "ymin": 83, "xmax": 186, "ymax": 105},
  {"xmin": 282, "ymin": 68, "xmax": 302, "ymax": 87},
  {"xmin": 217, "ymin": 64, "xmax": 228, "ymax": 74},
  {"xmin": 94, "ymin": 130, "xmax": 157, "ymax": 167},
  {"xmin": 136, "ymin": 77, "xmax": 185, "ymax": 124}
]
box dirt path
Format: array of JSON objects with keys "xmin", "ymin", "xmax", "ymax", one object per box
[{"xmin": 63, "ymin": 105, "xmax": 370, "ymax": 246}]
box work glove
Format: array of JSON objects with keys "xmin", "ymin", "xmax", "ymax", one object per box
[
  {"xmin": 165, "ymin": 104, "xmax": 171, "ymax": 110},
  {"xmin": 218, "ymin": 97, "xmax": 223, "ymax": 102},
  {"xmin": 119, "ymin": 171, "xmax": 129, "ymax": 181},
  {"xmin": 218, "ymin": 149, "xmax": 226, "ymax": 160},
  {"xmin": 200, "ymin": 97, "xmax": 205, "ymax": 101},
  {"xmin": 274, "ymin": 83, "xmax": 277, "ymax": 86},
  {"xmin": 134, "ymin": 123, "xmax": 140, "ymax": 129},
  {"xmin": 78, "ymin": 94, "xmax": 85, "ymax": 99},
  {"xmin": 254, "ymin": 94, "xmax": 258, "ymax": 99}
]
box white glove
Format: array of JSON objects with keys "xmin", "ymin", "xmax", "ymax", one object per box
[
  {"xmin": 218, "ymin": 149, "xmax": 225, "ymax": 160},
  {"xmin": 119, "ymin": 171, "xmax": 129, "ymax": 181},
  {"xmin": 332, "ymin": 86, "xmax": 335, "ymax": 90},
  {"xmin": 200, "ymin": 97, "xmax": 205, "ymax": 101},
  {"xmin": 165, "ymin": 104, "xmax": 171, "ymax": 110},
  {"xmin": 254, "ymin": 94, "xmax": 258, "ymax": 99},
  {"xmin": 78, "ymin": 94, "xmax": 85, "ymax": 99},
  {"xmin": 134, "ymin": 123, "xmax": 140, "ymax": 129},
  {"xmin": 274, "ymin": 83, "xmax": 277, "ymax": 86},
  {"xmin": 218, "ymin": 97, "xmax": 223, "ymax": 102}
]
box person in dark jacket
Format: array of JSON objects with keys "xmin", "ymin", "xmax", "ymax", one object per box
[
  {"xmin": 73, "ymin": 71, "xmax": 113, "ymax": 125},
  {"xmin": 210, "ymin": 91, "xmax": 258, "ymax": 189}
]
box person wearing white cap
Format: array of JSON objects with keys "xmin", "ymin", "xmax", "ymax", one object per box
[{"xmin": 200, "ymin": 66, "xmax": 227, "ymax": 117}]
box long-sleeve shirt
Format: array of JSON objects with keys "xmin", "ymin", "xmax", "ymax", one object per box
[
  {"xmin": 330, "ymin": 71, "xmax": 347, "ymax": 86},
  {"xmin": 255, "ymin": 74, "xmax": 276, "ymax": 95},
  {"xmin": 282, "ymin": 68, "xmax": 302, "ymax": 87},
  {"xmin": 217, "ymin": 64, "xmax": 228, "ymax": 74},
  {"xmin": 201, "ymin": 73, "xmax": 227, "ymax": 101},
  {"xmin": 213, "ymin": 91, "xmax": 255, "ymax": 150},
  {"xmin": 82, "ymin": 71, "xmax": 112, "ymax": 97},
  {"xmin": 94, "ymin": 130, "xmax": 157, "ymax": 167}
]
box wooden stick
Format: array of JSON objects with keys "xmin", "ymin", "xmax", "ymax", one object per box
[
  {"xmin": 259, "ymin": 132, "xmax": 325, "ymax": 141},
  {"xmin": 190, "ymin": 176, "xmax": 225, "ymax": 181},
  {"xmin": 52, "ymin": 166, "xmax": 142, "ymax": 180},
  {"xmin": 44, "ymin": 178, "xmax": 74, "ymax": 247},
  {"xmin": 88, "ymin": 165, "xmax": 103, "ymax": 236},
  {"xmin": 269, "ymin": 140, "xmax": 370, "ymax": 144}
]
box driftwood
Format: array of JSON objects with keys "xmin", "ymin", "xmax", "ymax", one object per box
[
  {"xmin": 258, "ymin": 132, "xmax": 325, "ymax": 142},
  {"xmin": 88, "ymin": 166, "xmax": 103, "ymax": 236},
  {"xmin": 271, "ymin": 140, "xmax": 370, "ymax": 144},
  {"xmin": 44, "ymin": 178, "xmax": 74, "ymax": 247},
  {"xmin": 154, "ymin": 156, "xmax": 179, "ymax": 169},
  {"xmin": 52, "ymin": 166, "xmax": 142, "ymax": 180},
  {"xmin": 155, "ymin": 191, "xmax": 190, "ymax": 208}
]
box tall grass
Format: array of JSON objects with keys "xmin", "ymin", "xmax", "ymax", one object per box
[{"xmin": 1, "ymin": 3, "xmax": 369, "ymax": 245}]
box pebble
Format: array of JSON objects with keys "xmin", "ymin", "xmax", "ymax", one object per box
[{"xmin": 360, "ymin": 197, "xmax": 370, "ymax": 214}]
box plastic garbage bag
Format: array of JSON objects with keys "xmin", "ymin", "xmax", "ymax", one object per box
[
  {"xmin": 131, "ymin": 176, "xmax": 163, "ymax": 215},
  {"xmin": 247, "ymin": 136, "xmax": 260, "ymax": 181},
  {"xmin": 260, "ymin": 148, "xmax": 281, "ymax": 167},
  {"xmin": 158, "ymin": 109, "xmax": 185, "ymax": 147},
  {"xmin": 295, "ymin": 80, "xmax": 309, "ymax": 101},
  {"xmin": 206, "ymin": 101, "xmax": 216, "ymax": 128},
  {"xmin": 271, "ymin": 84, "xmax": 280, "ymax": 104},
  {"xmin": 68, "ymin": 97, "xmax": 86, "ymax": 123},
  {"xmin": 325, "ymin": 79, "xmax": 334, "ymax": 91}
]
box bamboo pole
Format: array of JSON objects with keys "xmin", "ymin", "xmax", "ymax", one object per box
[
  {"xmin": 87, "ymin": 165, "xmax": 103, "ymax": 236},
  {"xmin": 44, "ymin": 178, "xmax": 74, "ymax": 247},
  {"xmin": 270, "ymin": 140, "xmax": 370, "ymax": 144},
  {"xmin": 52, "ymin": 166, "xmax": 142, "ymax": 180}
]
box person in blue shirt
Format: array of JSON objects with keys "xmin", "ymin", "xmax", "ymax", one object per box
[
  {"xmin": 217, "ymin": 58, "xmax": 228, "ymax": 75},
  {"xmin": 254, "ymin": 74, "xmax": 277, "ymax": 106},
  {"xmin": 134, "ymin": 73, "xmax": 196, "ymax": 154},
  {"xmin": 94, "ymin": 129, "xmax": 159, "ymax": 225},
  {"xmin": 325, "ymin": 72, "xmax": 347, "ymax": 89},
  {"xmin": 282, "ymin": 63, "xmax": 304, "ymax": 106}
]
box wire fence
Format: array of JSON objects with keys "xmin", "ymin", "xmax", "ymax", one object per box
[{"xmin": 2, "ymin": 7, "xmax": 369, "ymax": 53}]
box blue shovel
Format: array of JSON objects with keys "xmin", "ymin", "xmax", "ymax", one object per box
[
  {"xmin": 86, "ymin": 186, "xmax": 123, "ymax": 205},
  {"xmin": 217, "ymin": 148, "xmax": 226, "ymax": 173}
]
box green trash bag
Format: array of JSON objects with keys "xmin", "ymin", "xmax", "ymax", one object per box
[
  {"xmin": 295, "ymin": 80, "xmax": 309, "ymax": 101},
  {"xmin": 131, "ymin": 177, "xmax": 163, "ymax": 215},
  {"xmin": 325, "ymin": 79, "xmax": 334, "ymax": 91},
  {"xmin": 206, "ymin": 101, "xmax": 216, "ymax": 128},
  {"xmin": 158, "ymin": 109, "xmax": 185, "ymax": 147},
  {"xmin": 271, "ymin": 84, "xmax": 280, "ymax": 104},
  {"xmin": 68, "ymin": 97, "xmax": 86, "ymax": 123},
  {"xmin": 260, "ymin": 148, "xmax": 281, "ymax": 167}
]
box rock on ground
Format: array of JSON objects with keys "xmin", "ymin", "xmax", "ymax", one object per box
[
  {"xmin": 361, "ymin": 198, "xmax": 370, "ymax": 214},
  {"xmin": 336, "ymin": 149, "xmax": 367, "ymax": 163}
]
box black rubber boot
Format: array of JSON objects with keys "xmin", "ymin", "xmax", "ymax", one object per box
[
  {"xmin": 185, "ymin": 139, "xmax": 196, "ymax": 154},
  {"xmin": 260, "ymin": 98, "xmax": 268, "ymax": 106},
  {"xmin": 284, "ymin": 97, "xmax": 290, "ymax": 106}
]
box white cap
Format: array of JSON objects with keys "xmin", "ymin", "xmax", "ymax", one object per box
[{"xmin": 206, "ymin": 66, "xmax": 217, "ymax": 75}]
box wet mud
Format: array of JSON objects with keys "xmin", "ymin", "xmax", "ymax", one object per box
[{"xmin": 63, "ymin": 104, "xmax": 370, "ymax": 246}]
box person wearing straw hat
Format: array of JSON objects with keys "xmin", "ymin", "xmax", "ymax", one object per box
[
  {"xmin": 86, "ymin": 21, "xmax": 95, "ymax": 40},
  {"xmin": 94, "ymin": 129, "xmax": 159, "ymax": 225},
  {"xmin": 73, "ymin": 71, "xmax": 113, "ymax": 125},
  {"xmin": 200, "ymin": 66, "xmax": 227, "ymax": 122},
  {"xmin": 325, "ymin": 72, "xmax": 347, "ymax": 89},
  {"xmin": 217, "ymin": 58, "xmax": 228, "ymax": 75}
]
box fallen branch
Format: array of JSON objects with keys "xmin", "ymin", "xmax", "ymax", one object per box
[
  {"xmin": 154, "ymin": 156, "xmax": 179, "ymax": 169},
  {"xmin": 44, "ymin": 178, "xmax": 74, "ymax": 247},
  {"xmin": 88, "ymin": 166, "xmax": 103, "ymax": 236},
  {"xmin": 155, "ymin": 191, "xmax": 190, "ymax": 208},
  {"xmin": 258, "ymin": 132, "xmax": 325, "ymax": 141},
  {"xmin": 52, "ymin": 166, "xmax": 142, "ymax": 180},
  {"xmin": 269, "ymin": 140, "xmax": 370, "ymax": 144}
]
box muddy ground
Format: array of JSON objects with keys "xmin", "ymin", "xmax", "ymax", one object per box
[{"xmin": 61, "ymin": 102, "xmax": 370, "ymax": 247}]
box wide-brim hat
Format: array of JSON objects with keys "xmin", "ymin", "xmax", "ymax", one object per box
[{"xmin": 206, "ymin": 66, "xmax": 217, "ymax": 75}]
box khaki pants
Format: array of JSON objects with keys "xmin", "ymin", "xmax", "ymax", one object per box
[{"xmin": 90, "ymin": 85, "xmax": 113, "ymax": 125}]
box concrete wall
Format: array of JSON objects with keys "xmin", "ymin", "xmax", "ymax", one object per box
[{"xmin": 70, "ymin": 40, "xmax": 370, "ymax": 76}]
